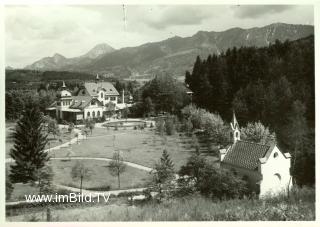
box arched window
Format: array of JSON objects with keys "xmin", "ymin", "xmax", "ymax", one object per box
[
  {"xmin": 87, "ymin": 112, "xmax": 90, "ymax": 117},
  {"xmin": 273, "ymin": 173, "xmax": 281, "ymax": 185},
  {"xmin": 97, "ymin": 111, "xmax": 100, "ymax": 117},
  {"xmin": 93, "ymin": 111, "xmax": 96, "ymax": 118}
]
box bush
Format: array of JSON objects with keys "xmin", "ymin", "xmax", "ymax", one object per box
[
  {"xmin": 197, "ymin": 164, "xmax": 249, "ymax": 199},
  {"xmin": 165, "ymin": 117, "xmax": 175, "ymax": 135}
]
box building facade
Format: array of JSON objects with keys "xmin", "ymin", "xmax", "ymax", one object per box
[
  {"xmin": 219, "ymin": 113, "xmax": 292, "ymax": 198},
  {"xmin": 46, "ymin": 77, "xmax": 125, "ymax": 123}
]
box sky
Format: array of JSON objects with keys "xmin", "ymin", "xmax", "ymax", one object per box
[{"xmin": 5, "ymin": 5, "xmax": 314, "ymax": 68}]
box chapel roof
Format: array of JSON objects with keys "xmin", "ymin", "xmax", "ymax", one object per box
[{"xmin": 222, "ymin": 140, "xmax": 276, "ymax": 170}]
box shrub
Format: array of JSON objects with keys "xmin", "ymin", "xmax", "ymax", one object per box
[
  {"xmin": 197, "ymin": 164, "xmax": 249, "ymax": 199},
  {"xmin": 165, "ymin": 117, "xmax": 175, "ymax": 135}
]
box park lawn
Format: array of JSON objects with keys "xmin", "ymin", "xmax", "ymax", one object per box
[
  {"xmin": 46, "ymin": 128, "xmax": 77, "ymax": 149},
  {"xmin": 50, "ymin": 159, "xmax": 151, "ymax": 191},
  {"xmin": 53, "ymin": 127, "xmax": 201, "ymax": 170},
  {"xmin": 5, "ymin": 126, "xmax": 76, "ymax": 158},
  {"xmin": 7, "ymin": 183, "xmax": 39, "ymax": 202}
]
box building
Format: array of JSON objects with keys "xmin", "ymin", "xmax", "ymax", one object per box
[
  {"xmin": 46, "ymin": 76, "xmax": 126, "ymax": 123},
  {"xmin": 219, "ymin": 112, "xmax": 292, "ymax": 198},
  {"xmin": 77, "ymin": 74, "xmax": 120, "ymax": 105}
]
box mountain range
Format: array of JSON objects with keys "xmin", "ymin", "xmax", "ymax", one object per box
[{"xmin": 24, "ymin": 23, "xmax": 314, "ymax": 80}]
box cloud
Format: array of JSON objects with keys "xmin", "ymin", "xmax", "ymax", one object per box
[
  {"xmin": 233, "ymin": 5, "xmax": 294, "ymax": 19},
  {"xmin": 143, "ymin": 6, "xmax": 215, "ymax": 29}
]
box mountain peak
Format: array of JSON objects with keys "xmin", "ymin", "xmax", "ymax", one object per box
[{"xmin": 83, "ymin": 43, "xmax": 115, "ymax": 59}]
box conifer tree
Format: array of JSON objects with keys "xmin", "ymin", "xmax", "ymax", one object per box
[
  {"xmin": 150, "ymin": 149, "xmax": 175, "ymax": 202},
  {"xmin": 9, "ymin": 101, "xmax": 49, "ymax": 183}
]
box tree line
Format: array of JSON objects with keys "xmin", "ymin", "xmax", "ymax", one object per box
[{"xmin": 185, "ymin": 36, "xmax": 314, "ymax": 186}]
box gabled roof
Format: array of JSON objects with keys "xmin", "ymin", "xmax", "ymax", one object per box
[
  {"xmin": 69, "ymin": 96, "xmax": 103, "ymax": 110},
  {"xmin": 84, "ymin": 82, "xmax": 119, "ymax": 96},
  {"xmin": 222, "ymin": 140, "xmax": 276, "ymax": 170}
]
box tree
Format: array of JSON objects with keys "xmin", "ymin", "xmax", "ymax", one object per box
[
  {"xmin": 286, "ymin": 100, "xmax": 309, "ymax": 185},
  {"xmin": 122, "ymin": 106, "xmax": 130, "ymax": 121},
  {"xmin": 150, "ymin": 149, "xmax": 175, "ymax": 202},
  {"xmin": 183, "ymin": 118, "xmax": 193, "ymax": 136},
  {"xmin": 6, "ymin": 170, "xmax": 14, "ymax": 200},
  {"xmin": 85, "ymin": 119, "xmax": 95, "ymax": 135},
  {"xmin": 164, "ymin": 116, "xmax": 176, "ymax": 136},
  {"xmin": 179, "ymin": 148, "xmax": 206, "ymax": 188},
  {"xmin": 75, "ymin": 132, "xmax": 79, "ymax": 144},
  {"xmin": 144, "ymin": 97, "xmax": 155, "ymax": 117},
  {"xmin": 35, "ymin": 165, "xmax": 54, "ymax": 195},
  {"xmin": 241, "ymin": 121, "xmax": 275, "ymax": 145},
  {"xmin": 71, "ymin": 161, "xmax": 91, "ymax": 194},
  {"xmin": 10, "ymin": 101, "xmax": 49, "ymax": 183},
  {"xmin": 68, "ymin": 122, "xmax": 74, "ymax": 134},
  {"xmin": 109, "ymin": 151, "xmax": 126, "ymax": 189},
  {"xmin": 141, "ymin": 74, "xmax": 190, "ymax": 114},
  {"xmin": 156, "ymin": 117, "xmax": 165, "ymax": 136},
  {"xmin": 48, "ymin": 118, "xmax": 60, "ymax": 139},
  {"xmin": 197, "ymin": 164, "xmax": 249, "ymax": 199}
]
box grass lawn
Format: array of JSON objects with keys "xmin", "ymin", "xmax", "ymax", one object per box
[
  {"xmin": 7, "ymin": 187, "xmax": 315, "ymax": 221},
  {"xmin": 7, "ymin": 183, "xmax": 39, "ymax": 202},
  {"xmin": 53, "ymin": 127, "xmax": 215, "ymax": 170},
  {"xmin": 51, "ymin": 159, "xmax": 151, "ymax": 191},
  {"xmin": 5, "ymin": 125, "xmax": 76, "ymax": 158}
]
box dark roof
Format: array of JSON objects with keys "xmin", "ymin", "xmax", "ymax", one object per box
[
  {"xmin": 84, "ymin": 82, "xmax": 119, "ymax": 96},
  {"xmin": 69, "ymin": 96, "xmax": 103, "ymax": 110},
  {"xmin": 222, "ymin": 140, "xmax": 275, "ymax": 170}
]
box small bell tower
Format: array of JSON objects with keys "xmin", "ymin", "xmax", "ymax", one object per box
[
  {"xmin": 230, "ymin": 111, "xmax": 240, "ymax": 143},
  {"xmin": 62, "ymin": 80, "xmax": 66, "ymax": 89},
  {"xmin": 95, "ymin": 74, "xmax": 100, "ymax": 83}
]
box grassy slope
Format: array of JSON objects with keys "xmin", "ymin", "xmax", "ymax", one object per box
[
  {"xmin": 51, "ymin": 159, "xmax": 151, "ymax": 190},
  {"xmin": 7, "ymin": 187, "xmax": 315, "ymax": 221},
  {"xmin": 52, "ymin": 127, "xmax": 210, "ymax": 170}
]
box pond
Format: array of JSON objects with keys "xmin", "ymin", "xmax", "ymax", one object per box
[{"xmin": 103, "ymin": 120, "xmax": 147, "ymax": 128}]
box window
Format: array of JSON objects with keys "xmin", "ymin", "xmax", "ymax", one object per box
[
  {"xmin": 110, "ymin": 97, "xmax": 116, "ymax": 101},
  {"xmin": 274, "ymin": 152, "xmax": 278, "ymax": 158},
  {"xmin": 93, "ymin": 111, "xmax": 96, "ymax": 118},
  {"xmin": 97, "ymin": 111, "xmax": 100, "ymax": 117},
  {"xmin": 87, "ymin": 112, "xmax": 90, "ymax": 117},
  {"xmin": 273, "ymin": 173, "xmax": 281, "ymax": 185},
  {"xmin": 101, "ymin": 92, "xmax": 103, "ymax": 98}
]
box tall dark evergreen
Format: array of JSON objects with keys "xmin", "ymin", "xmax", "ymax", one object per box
[
  {"xmin": 185, "ymin": 36, "xmax": 315, "ymax": 186},
  {"xmin": 9, "ymin": 100, "xmax": 49, "ymax": 183}
]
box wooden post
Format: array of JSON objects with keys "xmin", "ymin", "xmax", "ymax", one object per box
[{"xmin": 46, "ymin": 207, "xmax": 51, "ymax": 222}]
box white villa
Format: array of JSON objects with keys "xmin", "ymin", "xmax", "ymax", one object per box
[
  {"xmin": 46, "ymin": 75, "xmax": 130, "ymax": 123},
  {"xmin": 219, "ymin": 113, "xmax": 292, "ymax": 198}
]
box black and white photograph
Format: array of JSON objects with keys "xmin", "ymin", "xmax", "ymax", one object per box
[{"xmin": 2, "ymin": 1, "xmax": 317, "ymax": 222}]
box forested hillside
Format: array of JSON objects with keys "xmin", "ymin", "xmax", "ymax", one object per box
[{"xmin": 185, "ymin": 36, "xmax": 314, "ymax": 186}]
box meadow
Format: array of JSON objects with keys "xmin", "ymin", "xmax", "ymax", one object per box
[{"xmin": 7, "ymin": 186, "xmax": 315, "ymax": 221}]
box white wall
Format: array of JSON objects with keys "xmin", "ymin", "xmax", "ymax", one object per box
[
  {"xmin": 259, "ymin": 146, "xmax": 292, "ymax": 198},
  {"xmin": 84, "ymin": 106, "xmax": 104, "ymax": 119}
]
